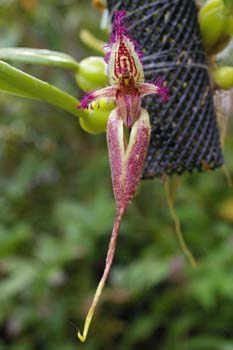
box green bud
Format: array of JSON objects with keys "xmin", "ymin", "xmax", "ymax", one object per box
[
  {"xmin": 79, "ymin": 98, "xmax": 115, "ymax": 134},
  {"xmin": 75, "ymin": 56, "xmax": 108, "ymax": 92},
  {"xmin": 199, "ymin": 0, "xmax": 231, "ymax": 53},
  {"xmin": 213, "ymin": 66, "xmax": 233, "ymax": 89}
]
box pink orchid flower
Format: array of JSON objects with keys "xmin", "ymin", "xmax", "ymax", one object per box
[{"xmin": 77, "ymin": 10, "xmax": 168, "ymax": 342}]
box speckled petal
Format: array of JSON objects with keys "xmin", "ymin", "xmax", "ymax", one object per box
[
  {"xmin": 124, "ymin": 108, "xmax": 151, "ymax": 205},
  {"xmin": 107, "ymin": 108, "xmax": 151, "ymax": 215}
]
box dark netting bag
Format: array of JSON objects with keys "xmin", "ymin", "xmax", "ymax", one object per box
[{"xmin": 107, "ymin": 0, "xmax": 224, "ymax": 179}]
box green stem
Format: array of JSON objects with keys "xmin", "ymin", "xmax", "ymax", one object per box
[
  {"xmin": 78, "ymin": 212, "xmax": 123, "ymax": 342},
  {"xmin": 164, "ymin": 180, "xmax": 197, "ymax": 268}
]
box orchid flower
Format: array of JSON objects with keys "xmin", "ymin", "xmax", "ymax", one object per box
[{"xmin": 77, "ymin": 10, "xmax": 168, "ymax": 342}]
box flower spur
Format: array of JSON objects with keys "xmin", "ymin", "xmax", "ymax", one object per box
[{"xmin": 77, "ymin": 10, "xmax": 168, "ymax": 342}]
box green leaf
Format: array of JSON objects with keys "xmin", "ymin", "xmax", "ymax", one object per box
[
  {"xmin": 223, "ymin": 0, "xmax": 233, "ymax": 13},
  {"xmin": 0, "ymin": 60, "xmax": 86, "ymax": 118},
  {"xmin": 0, "ymin": 48, "xmax": 79, "ymax": 70},
  {"xmin": 0, "ymin": 261, "xmax": 39, "ymax": 302},
  {"xmin": 0, "ymin": 224, "xmax": 31, "ymax": 258}
]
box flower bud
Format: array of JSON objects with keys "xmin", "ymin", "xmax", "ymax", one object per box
[
  {"xmin": 79, "ymin": 98, "xmax": 115, "ymax": 134},
  {"xmin": 75, "ymin": 56, "xmax": 107, "ymax": 92},
  {"xmin": 199, "ymin": 0, "xmax": 231, "ymax": 54},
  {"xmin": 213, "ymin": 66, "xmax": 233, "ymax": 89}
]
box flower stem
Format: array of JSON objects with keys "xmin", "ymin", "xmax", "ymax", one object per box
[
  {"xmin": 222, "ymin": 164, "xmax": 233, "ymax": 188},
  {"xmin": 77, "ymin": 211, "xmax": 123, "ymax": 342},
  {"xmin": 164, "ymin": 180, "xmax": 197, "ymax": 268}
]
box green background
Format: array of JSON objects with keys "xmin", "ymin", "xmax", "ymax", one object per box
[{"xmin": 0, "ymin": 0, "xmax": 233, "ymax": 349}]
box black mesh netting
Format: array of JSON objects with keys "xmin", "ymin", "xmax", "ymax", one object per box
[{"xmin": 107, "ymin": 0, "xmax": 224, "ymax": 179}]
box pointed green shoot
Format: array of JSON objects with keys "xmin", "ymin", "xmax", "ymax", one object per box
[{"xmin": 80, "ymin": 29, "xmax": 105, "ymax": 55}]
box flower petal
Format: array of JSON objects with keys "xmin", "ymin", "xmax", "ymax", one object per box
[
  {"xmin": 139, "ymin": 81, "xmax": 169, "ymax": 102},
  {"xmin": 107, "ymin": 108, "xmax": 125, "ymax": 214},
  {"xmin": 124, "ymin": 108, "xmax": 151, "ymax": 205},
  {"xmin": 107, "ymin": 108, "xmax": 151, "ymax": 215},
  {"xmin": 78, "ymin": 86, "xmax": 117, "ymax": 109}
]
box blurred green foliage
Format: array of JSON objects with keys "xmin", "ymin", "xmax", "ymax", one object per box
[{"xmin": 0, "ymin": 1, "xmax": 233, "ymax": 349}]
